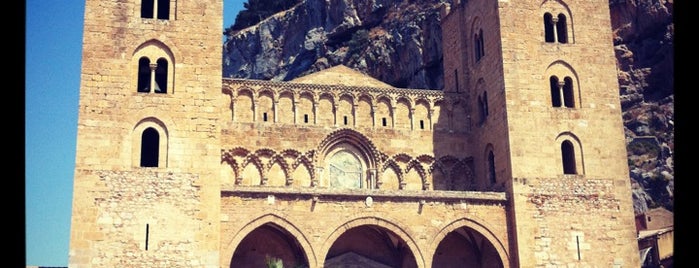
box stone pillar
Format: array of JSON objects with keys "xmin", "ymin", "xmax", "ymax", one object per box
[
  {"xmin": 293, "ymin": 101, "xmax": 299, "ymax": 124},
  {"xmin": 149, "ymin": 63, "xmax": 157, "ymax": 93},
  {"xmin": 410, "ymin": 108, "xmax": 415, "ymax": 130},
  {"xmin": 312, "ymin": 167, "xmax": 323, "ymax": 187},
  {"xmin": 371, "ymin": 105, "xmax": 377, "ymax": 128},
  {"xmin": 558, "ymin": 80, "xmax": 566, "ymax": 107}
]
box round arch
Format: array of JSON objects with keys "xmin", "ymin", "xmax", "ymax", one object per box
[
  {"xmin": 316, "ymin": 129, "xmax": 382, "ymax": 189},
  {"xmin": 131, "ymin": 116, "xmax": 170, "ymax": 168},
  {"xmin": 319, "ymin": 216, "xmax": 426, "ymax": 268}
]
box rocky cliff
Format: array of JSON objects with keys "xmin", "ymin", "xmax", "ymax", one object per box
[{"xmin": 222, "ymin": 0, "xmax": 674, "ymax": 214}]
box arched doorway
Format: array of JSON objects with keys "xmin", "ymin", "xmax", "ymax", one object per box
[
  {"xmin": 325, "ymin": 225, "xmax": 418, "ymax": 268},
  {"xmin": 432, "ymin": 226, "xmax": 504, "ymax": 268},
  {"xmin": 230, "ymin": 223, "xmax": 308, "ymax": 268}
]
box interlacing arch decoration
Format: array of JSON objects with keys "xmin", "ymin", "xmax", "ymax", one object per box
[
  {"xmin": 222, "ymin": 147, "xmax": 317, "ymax": 185},
  {"xmin": 380, "ymin": 159, "xmax": 403, "ymax": 189},
  {"xmin": 451, "ymin": 158, "xmax": 476, "ymax": 191},
  {"xmin": 406, "ymin": 159, "xmax": 428, "ymax": 190}
]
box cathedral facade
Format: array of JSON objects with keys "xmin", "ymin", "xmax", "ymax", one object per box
[{"xmin": 69, "ymin": 0, "xmax": 640, "ymax": 267}]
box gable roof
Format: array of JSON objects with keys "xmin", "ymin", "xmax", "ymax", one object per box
[{"xmin": 290, "ymin": 64, "xmax": 393, "ymax": 88}]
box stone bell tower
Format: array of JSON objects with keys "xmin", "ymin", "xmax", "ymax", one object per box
[
  {"xmin": 441, "ymin": 0, "xmax": 641, "ymax": 266},
  {"xmin": 69, "ymin": 0, "xmax": 223, "ymax": 266}
]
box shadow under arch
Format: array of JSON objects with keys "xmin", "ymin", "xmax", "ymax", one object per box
[
  {"xmin": 429, "ymin": 218, "xmax": 510, "ymax": 268},
  {"xmin": 320, "ymin": 216, "xmax": 426, "ymax": 268},
  {"xmin": 223, "ymin": 213, "xmax": 317, "ymax": 268}
]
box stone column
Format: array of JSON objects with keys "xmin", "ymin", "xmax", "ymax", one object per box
[{"xmin": 149, "ymin": 63, "xmax": 157, "ymax": 93}]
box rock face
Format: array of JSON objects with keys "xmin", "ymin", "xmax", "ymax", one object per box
[
  {"xmin": 223, "ymin": 0, "xmax": 674, "ymax": 214},
  {"xmin": 223, "ymin": 0, "xmax": 448, "ymax": 89},
  {"xmin": 610, "ymin": 0, "xmax": 674, "ymax": 214}
]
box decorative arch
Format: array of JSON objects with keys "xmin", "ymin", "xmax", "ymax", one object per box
[
  {"xmin": 405, "ymin": 159, "xmax": 427, "ymax": 190},
  {"xmin": 223, "ymin": 214, "xmax": 317, "ymax": 268},
  {"xmin": 257, "ymin": 89, "xmax": 275, "ymax": 123},
  {"xmin": 298, "ymin": 91, "xmax": 315, "ymax": 124},
  {"xmin": 240, "ymin": 155, "xmax": 264, "ymax": 185},
  {"xmin": 355, "ymin": 94, "xmax": 374, "ymax": 128},
  {"xmin": 414, "ymin": 98, "xmax": 430, "ymax": 130},
  {"xmin": 234, "ymin": 88, "xmax": 255, "ymax": 123},
  {"xmin": 375, "ymin": 95, "xmax": 393, "ymax": 128},
  {"xmin": 337, "ymin": 93, "xmax": 355, "ymax": 127},
  {"xmin": 395, "ymin": 97, "xmax": 412, "ymax": 129},
  {"xmin": 316, "ymin": 129, "xmax": 382, "ymax": 189}
]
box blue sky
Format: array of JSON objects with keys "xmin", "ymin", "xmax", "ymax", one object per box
[{"xmin": 25, "ymin": 0, "xmax": 245, "ymax": 266}]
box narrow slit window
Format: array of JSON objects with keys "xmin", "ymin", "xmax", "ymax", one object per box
[
  {"xmin": 343, "ymin": 116, "xmax": 348, "ymax": 125},
  {"xmin": 382, "ymin": 117, "xmax": 387, "ymax": 127},
  {"xmin": 419, "ymin": 120, "xmax": 424, "ymax": 130},
  {"xmin": 263, "ymin": 112, "xmax": 268, "ymax": 122},
  {"xmin": 145, "ymin": 224, "xmax": 150, "ymax": 250},
  {"xmin": 304, "ymin": 114, "xmax": 308, "ymax": 123}
]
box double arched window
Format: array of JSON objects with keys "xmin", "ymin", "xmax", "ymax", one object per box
[
  {"xmin": 141, "ymin": 0, "xmax": 170, "ymax": 20},
  {"xmin": 549, "ymin": 75, "xmax": 574, "ymax": 108},
  {"xmin": 137, "ymin": 57, "xmax": 169, "ymax": 93},
  {"xmin": 544, "ymin": 12, "xmax": 568, "ymax": 43},
  {"xmin": 132, "ymin": 40, "xmax": 175, "ymax": 94}
]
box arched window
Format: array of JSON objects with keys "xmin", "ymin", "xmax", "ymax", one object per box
[
  {"xmin": 556, "ymin": 14, "xmax": 568, "ymax": 43},
  {"xmin": 483, "ymin": 91, "xmax": 489, "ymax": 116},
  {"xmin": 544, "ymin": 12, "xmax": 569, "ymax": 44},
  {"xmin": 154, "ymin": 58, "xmax": 168, "ymax": 93},
  {"xmin": 478, "ymin": 91, "xmax": 489, "ymax": 125},
  {"xmin": 474, "ymin": 29, "xmax": 485, "ymax": 62},
  {"xmin": 137, "ymin": 57, "xmax": 151, "ymax": 93},
  {"xmin": 136, "ymin": 56, "xmax": 170, "ymax": 93},
  {"xmin": 562, "ymin": 76, "xmax": 574, "ymax": 108},
  {"xmin": 478, "ymin": 96, "xmax": 485, "ymax": 125},
  {"xmin": 550, "ymin": 76, "xmax": 562, "ymax": 107},
  {"xmin": 544, "ymin": 13, "xmax": 555, "ymax": 43},
  {"xmin": 561, "ymin": 140, "xmax": 576, "ymax": 174},
  {"xmin": 140, "ymin": 127, "xmax": 160, "ymax": 167},
  {"xmin": 550, "ymin": 75, "xmax": 575, "ymax": 108},
  {"xmin": 487, "ymin": 150, "xmax": 496, "ymax": 184},
  {"xmin": 141, "ymin": 0, "xmax": 170, "ymax": 19}
]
